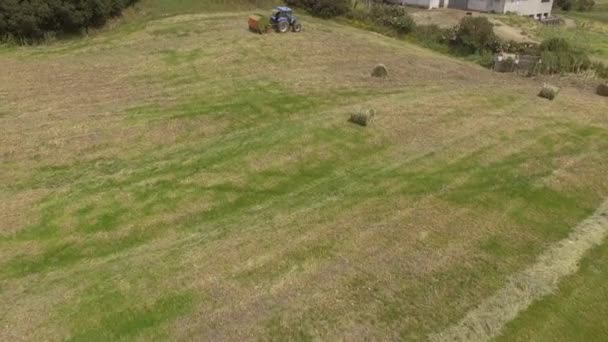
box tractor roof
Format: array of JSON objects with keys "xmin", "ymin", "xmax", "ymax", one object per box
[{"xmin": 275, "ymin": 6, "xmax": 292, "ymax": 12}]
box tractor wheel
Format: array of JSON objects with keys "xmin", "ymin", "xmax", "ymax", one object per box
[
  {"xmin": 277, "ymin": 21, "xmax": 289, "ymax": 33},
  {"xmin": 292, "ymin": 22, "xmax": 302, "ymax": 33}
]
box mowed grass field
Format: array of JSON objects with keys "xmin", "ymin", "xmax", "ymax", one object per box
[
  {"xmin": 498, "ymin": 240, "xmax": 608, "ymax": 341},
  {"xmin": 1, "ymin": 3, "xmax": 608, "ymax": 340}
]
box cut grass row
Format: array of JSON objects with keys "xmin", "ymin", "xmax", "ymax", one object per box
[{"xmin": 497, "ymin": 236, "xmax": 608, "ymax": 341}]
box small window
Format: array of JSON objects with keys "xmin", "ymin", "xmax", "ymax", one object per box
[{"xmin": 541, "ymin": 0, "xmax": 550, "ymax": 2}]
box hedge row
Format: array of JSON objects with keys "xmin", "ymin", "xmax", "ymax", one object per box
[
  {"xmin": 283, "ymin": 0, "xmax": 350, "ymax": 19},
  {"xmin": 0, "ymin": 0, "xmax": 137, "ymax": 41}
]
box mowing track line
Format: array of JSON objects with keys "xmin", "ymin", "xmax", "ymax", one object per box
[{"xmin": 430, "ymin": 199, "xmax": 608, "ymax": 342}]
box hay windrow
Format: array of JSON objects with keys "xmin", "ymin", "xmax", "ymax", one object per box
[{"xmin": 430, "ymin": 199, "xmax": 608, "ymax": 342}]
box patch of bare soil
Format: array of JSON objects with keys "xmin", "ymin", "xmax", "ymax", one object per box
[
  {"xmin": 409, "ymin": 8, "xmax": 466, "ymax": 28},
  {"xmin": 489, "ymin": 18, "xmax": 538, "ymax": 43},
  {"xmin": 430, "ymin": 199, "xmax": 608, "ymax": 342},
  {"xmin": 563, "ymin": 18, "xmax": 576, "ymax": 29},
  {"xmin": 409, "ymin": 9, "xmax": 537, "ymax": 43}
]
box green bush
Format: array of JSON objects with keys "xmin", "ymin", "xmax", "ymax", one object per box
[
  {"xmin": 345, "ymin": 4, "xmax": 415, "ymax": 35},
  {"xmin": 453, "ymin": 16, "xmax": 498, "ymax": 54},
  {"xmin": 478, "ymin": 50, "xmax": 497, "ymax": 68},
  {"xmin": 413, "ymin": 24, "xmax": 450, "ymax": 50},
  {"xmin": 369, "ymin": 4, "xmax": 415, "ymax": 34},
  {"xmin": 284, "ymin": 0, "xmax": 350, "ymax": 18},
  {"xmin": 540, "ymin": 37, "xmax": 571, "ymax": 52},
  {"xmin": 555, "ymin": 0, "xmax": 594, "ymax": 10},
  {"xmin": 577, "ymin": 0, "xmax": 595, "ymax": 10},
  {"xmin": 538, "ymin": 38, "xmax": 591, "ymax": 74},
  {"xmin": 0, "ymin": 0, "xmax": 137, "ymax": 42},
  {"xmin": 555, "ymin": 0, "xmax": 574, "ymax": 10},
  {"xmin": 345, "ymin": 8, "xmax": 368, "ymax": 22},
  {"xmin": 593, "ymin": 62, "xmax": 608, "ymax": 79},
  {"xmin": 414, "ymin": 25, "xmax": 448, "ymax": 42}
]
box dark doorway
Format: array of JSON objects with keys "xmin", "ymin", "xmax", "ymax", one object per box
[{"xmin": 448, "ymin": 0, "xmax": 468, "ymax": 10}]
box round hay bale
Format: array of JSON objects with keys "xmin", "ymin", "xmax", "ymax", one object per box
[
  {"xmin": 371, "ymin": 64, "xmax": 388, "ymax": 78},
  {"xmin": 349, "ymin": 109, "xmax": 376, "ymax": 126},
  {"xmin": 538, "ymin": 84, "xmax": 560, "ymax": 100},
  {"xmin": 597, "ymin": 83, "xmax": 608, "ymax": 97}
]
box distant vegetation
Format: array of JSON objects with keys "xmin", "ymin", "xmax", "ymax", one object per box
[
  {"xmin": 340, "ymin": 3, "xmax": 608, "ymax": 78},
  {"xmin": 2, "ymin": 0, "xmax": 606, "ymax": 78},
  {"xmin": 452, "ymin": 16, "xmax": 498, "ymax": 54},
  {"xmin": 284, "ymin": 0, "xmax": 351, "ymax": 18},
  {"xmin": 555, "ymin": 0, "xmax": 595, "ymax": 11},
  {"xmin": 369, "ymin": 4, "xmax": 416, "ymax": 35},
  {"xmin": 0, "ymin": 0, "xmax": 139, "ymax": 42},
  {"xmin": 538, "ymin": 37, "xmax": 592, "ymax": 74},
  {"xmin": 561, "ymin": 0, "xmax": 608, "ymax": 22},
  {"xmin": 347, "ymin": 3, "xmax": 416, "ymax": 34}
]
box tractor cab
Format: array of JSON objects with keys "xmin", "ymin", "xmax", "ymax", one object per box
[
  {"xmin": 270, "ymin": 6, "xmax": 296, "ymax": 25},
  {"xmin": 268, "ymin": 6, "xmax": 302, "ymax": 33}
]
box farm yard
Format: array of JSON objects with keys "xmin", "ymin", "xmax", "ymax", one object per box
[
  {"xmin": 1, "ymin": 0, "xmax": 608, "ymax": 340},
  {"xmin": 407, "ymin": 4, "xmax": 608, "ymax": 62}
]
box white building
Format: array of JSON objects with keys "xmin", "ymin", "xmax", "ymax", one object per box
[{"xmin": 388, "ymin": 0, "xmax": 554, "ymax": 19}]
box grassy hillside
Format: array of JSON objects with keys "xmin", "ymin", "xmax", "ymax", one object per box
[
  {"xmin": 1, "ymin": 3, "xmax": 608, "ymax": 341},
  {"xmin": 134, "ymin": 0, "xmax": 277, "ymax": 17}
]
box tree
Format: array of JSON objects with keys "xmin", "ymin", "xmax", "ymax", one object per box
[
  {"xmin": 0, "ymin": 0, "xmax": 137, "ymax": 42},
  {"xmin": 454, "ymin": 16, "xmax": 497, "ymax": 53}
]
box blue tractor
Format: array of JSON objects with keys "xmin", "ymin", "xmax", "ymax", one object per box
[{"xmin": 270, "ymin": 6, "xmax": 302, "ymax": 33}]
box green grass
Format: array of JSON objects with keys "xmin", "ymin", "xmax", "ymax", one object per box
[
  {"xmin": 1, "ymin": 2, "xmax": 608, "ymax": 340},
  {"xmin": 538, "ymin": 24, "xmax": 608, "ymax": 62},
  {"xmin": 558, "ymin": 0, "xmax": 608, "ymax": 60},
  {"xmin": 558, "ymin": 0, "xmax": 608, "ymax": 23},
  {"xmin": 135, "ymin": 0, "xmax": 277, "ymax": 17},
  {"xmin": 68, "ymin": 291, "xmax": 195, "ymax": 342},
  {"xmin": 496, "ymin": 4, "xmax": 608, "ymax": 62},
  {"xmin": 497, "ymin": 238, "xmax": 608, "ymax": 341}
]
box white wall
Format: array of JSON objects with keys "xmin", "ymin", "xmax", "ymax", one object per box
[
  {"xmin": 501, "ymin": 0, "xmax": 553, "ymax": 16},
  {"xmin": 428, "ymin": 0, "xmax": 440, "ymax": 8},
  {"xmin": 388, "ymin": 0, "xmax": 550, "ymax": 15}
]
